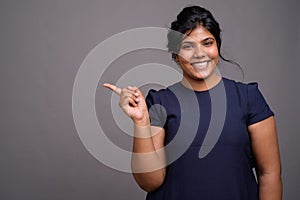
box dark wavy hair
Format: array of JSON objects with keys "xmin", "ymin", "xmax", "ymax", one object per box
[{"xmin": 167, "ymin": 5, "xmax": 242, "ymax": 74}]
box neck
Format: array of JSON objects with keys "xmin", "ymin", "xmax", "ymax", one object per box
[{"xmin": 181, "ymin": 73, "xmax": 222, "ymax": 91}]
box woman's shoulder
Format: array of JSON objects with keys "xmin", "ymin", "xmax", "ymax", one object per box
[
  {"xmin": 222, "ymin": 77, "xmax": 259, "ymax": 92},
  {"xmin": 222, "ymin": 77, "xmax": 267, "ymax": 107},
  {"xmin": 145, "ymin": 82, "xmax": 182, "ymax": 105},
  {"xmin": 147, "ymin": 82, "xmax": 181, "ymax": 95},
  {"xmin": 147, "ymin": 87, "xmax": 172, "ymax": 99}
]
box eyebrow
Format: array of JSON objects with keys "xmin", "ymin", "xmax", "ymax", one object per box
[
  {"xmin": 203, "ymin": 37, "xmax": 215, "ymax": 42},
  {"xmin": 181, "ymin": 41, "xmax": 194, "ymax": 45},
  {"xmin": 181, "ymin": 37, "xmax": 215, "ymax": 44}
]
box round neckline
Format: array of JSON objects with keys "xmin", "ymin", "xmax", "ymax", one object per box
[{"xmin": 178, "ymin": 77, "xmax": 224, "ymax": 93}]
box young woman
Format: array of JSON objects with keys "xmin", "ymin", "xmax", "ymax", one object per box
[{"xmin": 104, "ymin": 5, "xmax": 282, "ymax": 200}]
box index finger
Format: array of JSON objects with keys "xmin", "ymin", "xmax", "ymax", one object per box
[{"xmin": 103, "ymin": 83, "xmax": 121, "ymax": 95}]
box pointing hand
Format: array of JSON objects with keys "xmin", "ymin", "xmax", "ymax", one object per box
[{"xmin": 103, "ymin": 83, "xmax": 149, "ymax": 125}]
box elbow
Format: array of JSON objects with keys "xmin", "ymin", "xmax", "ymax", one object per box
[
  {"xmin": 132, "ymin": 172, "xmax": 165, "ymax": 193},
  {"xmin": 257, "ymin": 167, "xmax": 282, "ymax": 183},
  {"xmin": 258, "ymin": 171, "xmax": 282, "ymax": 183},
  {"xmin": 138, "ymin": 180, "xmax": 164, "ymax": 192},
  {"xmin": 257, "ymin": 164, "xmax": 282, "ymax": 178}
]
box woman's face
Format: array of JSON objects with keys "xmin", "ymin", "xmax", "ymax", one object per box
[{"xmin": 176, "ymin": 25, "xmax": 219, "ymax": 83}]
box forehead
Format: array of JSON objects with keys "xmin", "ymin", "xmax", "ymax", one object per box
[{"xmin": 182, "ymin": 26, "xmax": 215, "ymax": 42}]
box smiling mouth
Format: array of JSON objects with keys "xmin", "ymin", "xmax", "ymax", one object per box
[{"xmin": 190, "ymin": 60, "xmax": 211, "ymax": 69}]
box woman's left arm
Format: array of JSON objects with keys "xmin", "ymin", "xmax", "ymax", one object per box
[{"xmin": 248, "ymin": 116, "xmax": 282, "ymax": 200}]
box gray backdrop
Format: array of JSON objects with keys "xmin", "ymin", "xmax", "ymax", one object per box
[{"xmin": 1, "ymin": 0, "xmax": 299, "ymax": 199}]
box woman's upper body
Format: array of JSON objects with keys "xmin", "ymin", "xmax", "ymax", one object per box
[
  {"xmin": 104, "ymin": 5, "xmax": 282, "ymax": 200},
  {"xmin": 145, "ymin": 77, "xmax": 280, "ymax": 200}
]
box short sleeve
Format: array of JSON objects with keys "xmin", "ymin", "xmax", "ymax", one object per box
[
  {"xmin": 247, "ymin": 82, "xmax": 274, "ymax": 126},
  {"xmin": 145, "ymin": 89, "xmax": 167, "ymax": 128}
]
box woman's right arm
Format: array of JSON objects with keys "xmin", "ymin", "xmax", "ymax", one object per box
[
  {"xmin": 132, "ymin": 124, "xmax": 166, "ymax": 192},
  {"xmin": 103, "ymin": 83, "xmax": 166, "ymax": 192}
]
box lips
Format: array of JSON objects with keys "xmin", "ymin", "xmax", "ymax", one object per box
[{"xmin": 190, "ymin": 60, "xmax": 210, "ymax": 70}]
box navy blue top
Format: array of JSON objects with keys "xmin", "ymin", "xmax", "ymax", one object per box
[{"xmin": 145, "ymin": 77, "xmax": 274, "ymax": 200}]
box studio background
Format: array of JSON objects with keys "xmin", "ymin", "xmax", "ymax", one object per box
[{"xmin": 1, "ymin": 0, "xmax": 299, "ymax": 199}]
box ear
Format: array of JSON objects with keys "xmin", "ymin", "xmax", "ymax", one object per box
[{"xmin": 174, "ymin": 54, "xmax": 179, "ymax": 63}]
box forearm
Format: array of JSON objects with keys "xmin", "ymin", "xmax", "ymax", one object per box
[
  {"xmin": 131, "ymin": 122, "xmax": 166, "ymax": 192},
  {"xmin": 258, "ymin": 172, "xmax": 282, "ymax": 200},
  {"xmin": 103, "ymin": 84, "xmax": 166, "ymax": 191}
]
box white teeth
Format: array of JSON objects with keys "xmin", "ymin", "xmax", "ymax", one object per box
[{"xmin": 191, "ymin": 61, "xmax": 208, "ymax": 69}]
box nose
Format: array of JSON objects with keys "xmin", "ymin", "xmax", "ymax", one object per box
[{"xmin": 193, "ymin": 44, "xmax": 206, "ymax": 59}]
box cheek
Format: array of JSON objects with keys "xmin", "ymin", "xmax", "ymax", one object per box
[
  {"xmin": 207, "ymin": 47, "xmax": 218, "ymax": 57},
  {"xmin": 179, "ymin": 54, "xmax": 191, "ymax": 63},
  {"xmin": 177, "ymin": 51, "xmax": 193, "ymax": 63},
  {"xmin": 207, "ymin": 48, "xmax": 219, "ymax": 63}
]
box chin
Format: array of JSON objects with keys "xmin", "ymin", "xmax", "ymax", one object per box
[{"xmin": 194, "ymin": 72, "xmax": 212, "ymax": 80}]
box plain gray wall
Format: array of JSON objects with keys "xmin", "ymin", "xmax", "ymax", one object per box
[{"xmin": 1, "ymin": 0, "xmax": 299, "ymax": 199}]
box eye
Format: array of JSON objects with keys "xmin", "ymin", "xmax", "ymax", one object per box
[
  {"xmin": 204, "ymin": 42, "xmax": 213, "ymax": 46},
  {"xmin": 181, "ymin": 42, "xmax": 194, "ymax": 50},
  {"xmin": 203, "ymin": 39, "xmax": 215, "ymax": 47}
]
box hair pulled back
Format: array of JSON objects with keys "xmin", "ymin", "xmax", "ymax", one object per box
[{"xmin": 167, "ymin": 5, "xmax": 240, "ymax": 69}]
